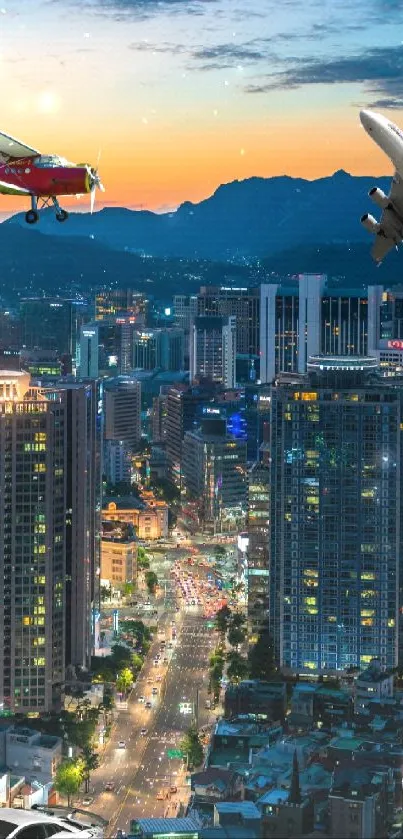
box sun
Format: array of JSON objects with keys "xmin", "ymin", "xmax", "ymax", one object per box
[{"xmin": 37, "ymin": 92, "xmax": 61, "ymax": 114}]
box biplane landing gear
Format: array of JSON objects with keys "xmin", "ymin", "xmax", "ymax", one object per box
[
  {"xmin": 55, "ymin": 209, "xmax": 69, "ymax": 223},
  {"xmin": 52, "ymin": 196, "xmax": 69, "ymax": 223},
  {"xmin": 25, "ymin": 195, "xmax": 39, "ymax": 224},
  {"xmin": 25, "ymin": 209, "xmax": 39, "ymax": 224}
]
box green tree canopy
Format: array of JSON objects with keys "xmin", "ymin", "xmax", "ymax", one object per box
[
  {"xmin": 180, "ymin": 725, "xmax": 204, "ymax": 769},
  {"xmin": 81, "ymin": 746, "xmax": 100, "ymax": 793},
  {"xmin": 226, "ymin": 650, "xmax": 249, "ymax": 684},
  {"xmin": 54, "ymin": 760, "xmax": 84, "ymax": 806},
  {"xmin": 248, "ymin": 625, "xmax": 277, "ymax": 681},
  {"xmin": 215, "ymin": 605, "xmax": 232, "ymax": 637},
  {"xmin": 116, "ymin": 667, "xmax": 133, "ymax": 695},
  {"xmin": 145, "ymin": 571, "xmax": 158, "ymax": 594}
]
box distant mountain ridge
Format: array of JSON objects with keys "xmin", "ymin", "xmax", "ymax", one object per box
[{"xmin": 3, "ymin": 170, "xmax": 393, "ymax": 263}]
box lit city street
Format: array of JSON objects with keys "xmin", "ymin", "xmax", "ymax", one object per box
[{"xmin": 81, "ymin": 535, "xmax": 231, "ymax": 836}]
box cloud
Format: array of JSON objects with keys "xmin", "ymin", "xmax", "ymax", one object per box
[
  {"xmin": 244, "ymin": 45, "xmax": 403, "ymax": 101},
  {"xmin": 57, "ymin": 0, "xmax": 218, "ymax": 20},
  {"xmin": 365, "ymin": 97, "xmax": 403, "ymax": 110},
  {"xmin": 193, "ymin": 43, "xmax": 270, "ymax": 64}
]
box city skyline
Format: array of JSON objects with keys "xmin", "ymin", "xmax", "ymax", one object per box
[{"xmin": 1, "ymin": 0, "xmax": 402, "ymax": 214}]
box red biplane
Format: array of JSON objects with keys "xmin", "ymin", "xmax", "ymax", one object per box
[{"xmin": 0, "ymin": 129, "xmax": 104, "ymax": 224}]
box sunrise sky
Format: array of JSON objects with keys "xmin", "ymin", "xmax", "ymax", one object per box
[{"xmin": 1, "ymin": 0, "xmax": 403, "ymax": 213}]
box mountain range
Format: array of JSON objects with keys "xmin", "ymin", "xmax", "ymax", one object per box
[
  {"xmin": 1, "ymin": 170, "xmax": 402, "ymax": 299},
  {"xmin": 4, "ymin": 169, "xmax": 393, "ymax": 262}
]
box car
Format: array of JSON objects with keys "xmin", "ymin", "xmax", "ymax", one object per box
[
  {"xmin": 82, "ymin": 797, "xmax": 93, "ymax": 806},
  {"xmin": 163, "ymin": 658, "xmax": 169, "ymax": 664},
  {"xmin": 118, "ymin": 740, "xmax": 126, "ymax": 748},
  {"xmin": 138, "ymin": 695, "xmax": 145, "ymax": 703},
  {"xmin": 140, "ymin": 728, "xmax": 148, "ymax": 735},
  {"xmin": 152, "ymin": 687, "xmax": 158, "ymax": 694},
  {"xmin": 105, "ymin": 781, "xmax": 115, "ymax": 791},
  {"xmin": 0, "ymin": 808, "xmax": 105, "ymax": 837},
  {"xmin": 145, "ymin": 701, "xmax": 152, "ymax": 708},
  {"xmin": 170, "ymin": 785, "xmax": 178, "ymax": 793},
  {"xmin": 156, "ymin": 675, "xmax": 162, "ymax": 682}
]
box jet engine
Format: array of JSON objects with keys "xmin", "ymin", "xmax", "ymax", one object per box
[
  {"xmin": 369, "ymin": 187, "xmax": 390, "ymax": 209},
  {"xmin": 361, "ymin": 213, "xmax": 381, "ymax": 234}
]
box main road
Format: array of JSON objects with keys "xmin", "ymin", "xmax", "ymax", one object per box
[{"xmin": 84, "ymin": 572, "xmax": 218, "ymax": 836}]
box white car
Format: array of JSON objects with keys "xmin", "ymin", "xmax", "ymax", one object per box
[{"xmin": 0, "ymin": 808, "xmax": 104, "ymax": 837}]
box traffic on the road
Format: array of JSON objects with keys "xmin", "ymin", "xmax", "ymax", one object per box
[{"xmin": 77, "ymin": 529, "xmax": 238, "ymax": 837}]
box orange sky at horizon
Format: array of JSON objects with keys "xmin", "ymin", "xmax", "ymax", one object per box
[{"xmin": 0, "ymin": 109, "xmax": 396, "ymax": 217}]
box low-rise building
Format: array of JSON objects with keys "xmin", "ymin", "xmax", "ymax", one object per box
[
  {"xmin": 100, "ymin": 520, "xmax": 137, "ymax": 587},
  {"xmin": 130, "ymin": 817, "xmax": 200, "ymax": 838},
  {"xmin": 224, "ymin": 681, "xmax": 287, "ymax": 722},
  {"xmin": 5, "ymin": 728, "xmax": 62, "ymax": 784},
  {"xmin": 191, "ymin": 768, "xmax": 243, "ymax": 805},
  {"xmin": 355, "ymin": 658, "xmax": 394, "ymax": 713},
  {"xmin": 329, "ymin": 766, "xmax": 391, "ymax": 839},
  {"xmin": 102, "ymin": 493, "xmax": 169, "ymax": 541}
]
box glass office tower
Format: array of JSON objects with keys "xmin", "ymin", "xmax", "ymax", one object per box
[{"xmin": 269, "ymin": 356, "xmax": 401, "ymax": 674}]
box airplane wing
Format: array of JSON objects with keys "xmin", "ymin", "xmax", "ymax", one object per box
[
  {"xmin": 371, "ymin": 233, "xmax": 396, "ymax": 264},
  {"xmin": 0, "ymin": 180, "xmax": 30, "ymax": 195},
  {"xmin": 371, "ymin": 171, "xmax": 403, "ymax": 263},
  {"xmin": 0, "ymin": 129, "xmax": 40, "ymax": 162}
]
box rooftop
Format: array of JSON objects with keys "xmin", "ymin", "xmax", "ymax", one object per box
[
  {"xmin": 307, "ymin": 355, "xmax": 378, "ymax": 372},
  {"xmin": 131, "ymin": 816, "xmax": 199, "ymax": 834},
  {"xmin": 215, "ymin": 802, "xmax": 260, "ymax": 819}
]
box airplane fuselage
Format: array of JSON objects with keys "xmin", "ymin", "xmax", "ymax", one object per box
[
  {"xmin": 0, "ymin": 157, "xmax": 91, "ymax": 197},
  {"xmin": 360, "ymin": 110, "xmax": 403, "ymax": 175}
]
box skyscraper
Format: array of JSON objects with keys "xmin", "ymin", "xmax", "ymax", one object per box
[
  {"xmin": 190, "ymin": 315, "xmax": 236, "ymax": 387},
  {"xmin": 182, "ymin": 416, "xmax": 247, "ymax": 529},
  {"xmin": 259, "ymin": 278, "xmax": 368, "ymax": 383},
  {"xmin": 269, "ymin": 356, "xmax": 401, "ymax": 674},
  {"xmin": 95, "ymin": 288, "xmax": 148, "ymax": 323},
  {"xmin": 246, "ymin": 462, "xmax": 270, "ymax": 642},
  {"xmin": 0, "ymin": 371, "xmax": 66, "ymax": 712}
]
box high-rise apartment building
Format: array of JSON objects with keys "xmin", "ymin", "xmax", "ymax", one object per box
[
  {"xmin": 246, "ymin": 462, "xmax": 270, "ymax": 643},
  {"xmin": 269, "ymin": 356, "xmax": 401, "ymax": 674},
  {"xmin": 42, "ymin": 379, "xmax": 101, "ymax": 675},
  {"xmin": 0, "ymin": 371, "xmax": 66, "ymax": 713},
  {"xmin": 190, "ymin": 315, "xmax": 236, "ymax": 387}
]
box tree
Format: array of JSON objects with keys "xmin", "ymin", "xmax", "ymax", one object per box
[
  {"xmin": 116, "ymin": 667, "xmax": 133, "ymax": 696},
  {"xmin": 123, "ymin": 582, "xmax": 134, "ymax": 597},
  {"xmin": 145, "ymin": 571, "xmax": 158, "ymax": 594},
  {"xmin": 215, "ymin": 605, "xmax": 232, "ymax": 638},
  {"xmin": 54, "ymin": 760, "xmax": 84, "ymax": 806},
  {"xmin": 248, "ymin": 624, "xmax": 277, "ymax": 681},
  {"xmin": 100, "ymin": 584, "xmax": 111, "ymax": 602},
  {"xmin": 110, "ymin": 644, "xmax": 133, "ymax": 670},
  {"xmin": 137, "ymin": 547, "xmax": 150, "ymax": 570},
  {"xmin": 81, "ymin": 746, "xmax": 100, "ymax": 793},
  {"xmin": 214, "ymin": 544, "xmax": 227, "ymax": 561},
  {"xmin": 228, "ymin": 613, "xmax": 247, "ymax": 648},
  {"xmin": 226, "ymin": 650, "xmax": 249, "ymax": 684},
  {"xmin": 180, "ymin": 725, "xmax": 204, "ymax": 769}
]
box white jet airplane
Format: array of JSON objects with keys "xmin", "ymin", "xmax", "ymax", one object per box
[{"xmin": 360, "ymin": 109, "xmax": 403, "ymax": 264}]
